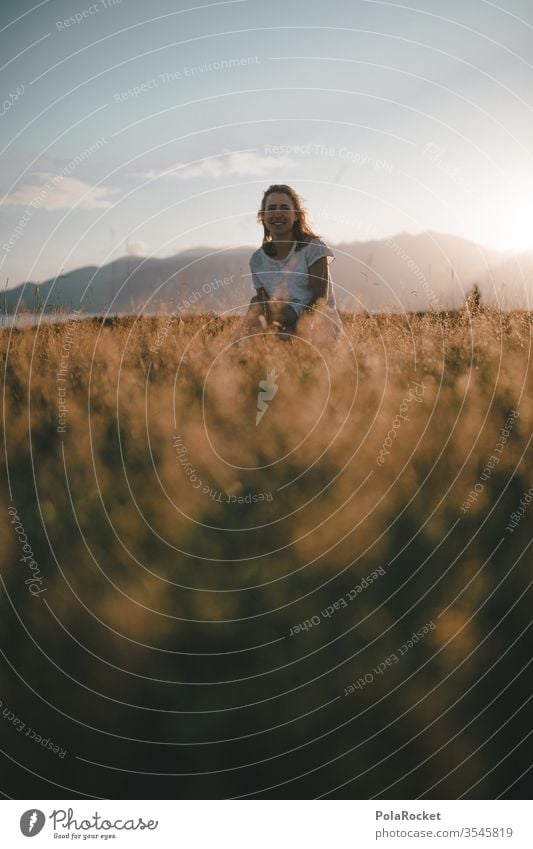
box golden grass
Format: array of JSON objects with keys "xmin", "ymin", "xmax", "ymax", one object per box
[{"xmin": 1, "ymin": 308, "xmax": 532, "ymax": 799}]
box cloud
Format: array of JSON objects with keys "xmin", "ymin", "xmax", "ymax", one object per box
[
  {"xmin": 126, "ymin": 240, "xmax": 149, "ymax": 256},
  {"xmin": 135, "ymin": 151, "xmax": 298, "ymax": 181},
  {"xmin": 2, "ymin": 173, "xmax": 116, "ymax": 210}
]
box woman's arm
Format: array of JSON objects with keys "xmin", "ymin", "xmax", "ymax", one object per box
[
  {"xmin": 232, "ymin": 287, "xmax": 269, "ymax": 342},
  {"xmin": 307, "ymin": 256, "xmax": 329, "ymax": 305}
]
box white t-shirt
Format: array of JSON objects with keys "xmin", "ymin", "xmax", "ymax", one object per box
[{"xmin": 249, "ymin": 238, "xmax": 339, "ymax": 318}]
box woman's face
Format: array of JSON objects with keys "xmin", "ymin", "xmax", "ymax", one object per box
[{"xmin": 262, "ymin": 192, "xmax": 298, "ymax": 240}]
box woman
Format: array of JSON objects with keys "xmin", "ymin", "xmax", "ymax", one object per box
[{"xmin": 237, "ymin": 184, "xmax": 342, "ymax": 339}]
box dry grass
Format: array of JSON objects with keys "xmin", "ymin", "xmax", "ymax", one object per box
[{"xmin": 1, "ymin": 308, "xmax": 532, "ymax": 799}]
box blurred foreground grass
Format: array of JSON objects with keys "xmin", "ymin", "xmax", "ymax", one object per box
[{"xmin": 1, "ymin": 308, "xmax": 532, "ymax": 799}]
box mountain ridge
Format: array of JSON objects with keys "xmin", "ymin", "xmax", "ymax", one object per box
[{"xmin": 3, "ymin": 231, "xmax": 531, "ymax": 315}]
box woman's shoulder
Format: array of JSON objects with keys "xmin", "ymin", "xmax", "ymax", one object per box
[
  {"xmin": 250, "ymin": 246, "xmax": 268, "ymax": 267},
  {"xmin": 299, "ymin": 236, "xmax": 331, "ymax": 252},
  {"xmin": 301, "ymin": 237, "xmax": 334, "ymax": 260}
]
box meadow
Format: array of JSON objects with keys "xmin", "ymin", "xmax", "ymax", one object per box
[{"xmin": 1, "ymin": 307, "xmax": 532, "ymax": 799}]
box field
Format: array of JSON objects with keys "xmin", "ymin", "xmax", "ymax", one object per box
[{"xmin": 1, "ymin": 307, "xmax": 532, "ymax": 799}]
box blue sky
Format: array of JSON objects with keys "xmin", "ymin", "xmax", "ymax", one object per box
[{"xmin": 1, "ymin": 0, "xmax": 533, "ymax": 286}]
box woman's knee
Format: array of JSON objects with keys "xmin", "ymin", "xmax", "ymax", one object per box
[
  {"xmin": 277, "ymin": 304, "xmax": 298, "ymax": 328},
  {"xmin": 242, "ymin": 297, "xmax": 266, "ymax": 332},
  {"xmin": 245, "ymin": 296, "xmax": 265, "ymax": 319},
  {"xmin": 269, "ymin": 300, "xmax": 298, "ymax": 328}
]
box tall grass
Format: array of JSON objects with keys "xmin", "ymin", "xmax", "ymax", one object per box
[{"xmin": 1, "ymin": 308, "xmax": 532, "ymax": 799}]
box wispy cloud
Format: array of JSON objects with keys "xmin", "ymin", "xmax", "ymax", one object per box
[
  {"xmin": 2, "ymin": 174, "xmax": 116, "ymax": 210},
  {"xmin": 126, "ymin": 240, "xmax": 149, "ymax": 256},
  {"xmin": 134, "ymin": 150, "xmax": 298, "ymax": 181}
]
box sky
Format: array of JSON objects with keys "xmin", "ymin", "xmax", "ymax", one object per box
[{"xmin": 1, "ymin": 0, "xmax": 533, "ymax": 286}]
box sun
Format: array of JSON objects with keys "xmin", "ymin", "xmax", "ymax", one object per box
[{"xmin": 478, "ymin": 186, "xmax": 533, "ymax": 253}]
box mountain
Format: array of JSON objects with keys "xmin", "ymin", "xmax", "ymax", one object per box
[
  {"xmin": 330, "ymin": 231, "xmax": 532, "ymax": 312},
  {"xmin": 3, "ymin": 232, "xmax": 532, "ymax": 316}
]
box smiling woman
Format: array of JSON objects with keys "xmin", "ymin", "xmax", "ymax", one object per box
[{"xmin": 235, "ymin": 184, "xmax": 342, "ymax": 341}]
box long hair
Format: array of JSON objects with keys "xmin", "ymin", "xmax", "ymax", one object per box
[{"xmin": 257, "ymin": 184, "xmax": 319, "ymax": 255}]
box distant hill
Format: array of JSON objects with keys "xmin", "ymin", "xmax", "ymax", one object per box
[{"xmin": 3, "ymin": 232, "xmax": 532, "ymax": 315}]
